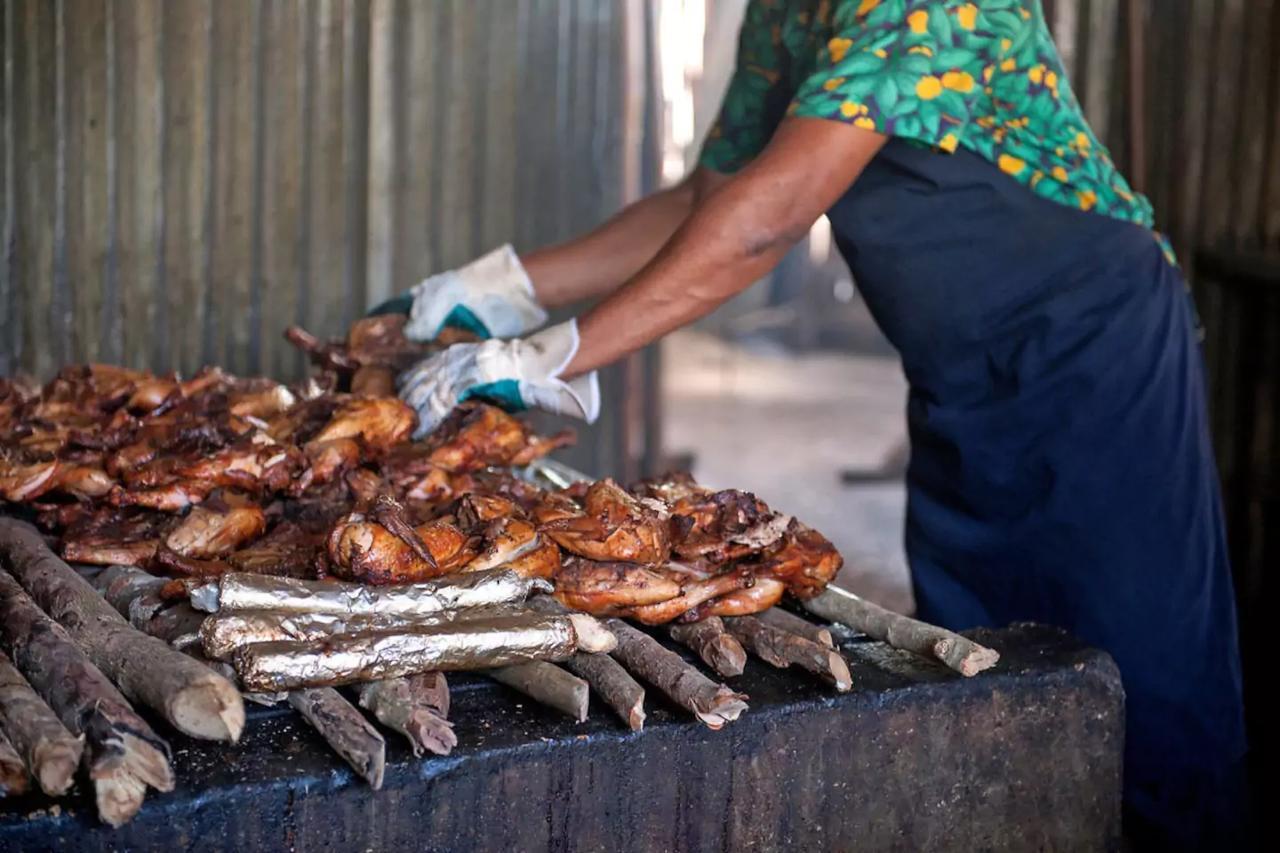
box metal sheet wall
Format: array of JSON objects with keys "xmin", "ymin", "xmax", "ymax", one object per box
[{"xmin": 1, "ymin": 0, "xmax": 649, "ymax": 474}]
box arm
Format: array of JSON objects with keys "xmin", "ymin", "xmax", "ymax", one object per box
[
  {"xmin": 564, "ymin": 117, "xmax": 887, "ymax": 377},
  {"xmin": 523, "ymin": 168, "xmax": 729, "ymax": 309}
]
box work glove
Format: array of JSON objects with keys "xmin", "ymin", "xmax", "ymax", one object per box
[
  {"xmin": 368, "ymin": 244, "xmax": 548, "ymax": 340},
  {"xmin": 398, "ymin": 319, "xmax": 600, "ymax": 438}
]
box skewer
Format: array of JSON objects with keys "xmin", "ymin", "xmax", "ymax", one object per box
[
  {"xmin": 723, "ymin": 616, "xmax": 852, "ymax": 692},
  {"xmin": 756, "ymin": 608, "xmax": 834, "ymax": 648},
  {"xmin": 605, "ymin": 618, "xmax": 747, "ymax": 730},
  {"xmin": 668, "ymin": 617, "xmax": 747, "ymax": 678},
  {"xmin": 358, "ymin": 672, "xmax": 455, "ymax": 757},
  {"xmin": 0, "ymin": 650, "xmax": 83, "ymax": 796},
  {"xmin": 489, "ymin": 662, "xmax": 590, "ymax": 723},
  {"xmin": 288, "ymin": 688, "xmax": 386, "ymax": 789},
  {"xmin": 803, "ymin": 585, "xmax": 1000, "ymax": 676}
]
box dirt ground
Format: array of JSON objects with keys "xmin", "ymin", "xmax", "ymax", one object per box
[{"xmin": 661, "ymin": 330, "xmax": 915, "ymax": 614}]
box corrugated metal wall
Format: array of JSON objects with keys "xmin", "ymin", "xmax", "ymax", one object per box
[{"xmin": 0, "ymin": 0, "xmax": 653, "ymax": 474}]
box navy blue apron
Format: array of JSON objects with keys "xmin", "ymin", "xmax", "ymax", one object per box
[{"xmin": 825, "ymin": 139, "xmax": 1249, "ymax": 848}]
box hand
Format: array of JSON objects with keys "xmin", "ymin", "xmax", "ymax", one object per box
[
  {"xmin": 398, "ymin": 320, "xmax": 600, "ymax": 438},
  {"xmin": 368, "ymin": 244, "xmax": 548, "ymax": 340}
]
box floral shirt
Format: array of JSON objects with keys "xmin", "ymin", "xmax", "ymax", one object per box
[{"xmin": 700, "ymin": 0, "xmax": 1164, "ymax": 247}]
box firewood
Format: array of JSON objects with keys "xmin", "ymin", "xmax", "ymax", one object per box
[
  {"xmin": 489, "ymin": 662, "xmax": 590, "ymax": 722},
  {"xmin": 723, "ymin": 616, "xmax": 852, "ymax": 692},
  {"xmin": 287, "ymin": 688, "xmax": 386, "ymax": 789},
  {"xmin": 90, "ymin": 564, "xmax": 167, "ymax": 619},
  {"xmin": 234, "ymin": 614, "xmax": 583, "ymax": 692},
  {"xmin": 144, "ymin": 603, "xmax": 209, "ymax": 650},
  {"xmin": 803, "ymin": 585, "xmax": 1000, "ymax": 676},
  {"xmin": 191, "ymin": 568, "xmax": 551, "ymax": 617},
  {"xmin": 358, "ymin": 672, "xmax": 455, "ymax": 757},
  {"xmin": 0, "ymin": 650, "xmax": 83, "ymax": 796},
  {"xmin": 0, "ymin": 571, "xmax": 173, "ymax": 826},
  {"xmin": 668, "ymin": 617, "xmax": 747, "ymax": 678},
  {"xmin": 525, "ymin": 597, "xmax": 646, "ymax": 730},
  {"xmin": 605, "ymin": 619, "xmax": 747, "ymax": 730},
  {"xmin": 0, "ymin": 729, "xmax": 27, "ymax": 797},
  {"xmin": 0, "ymin": 519, "xmax": 244, "ymax": 742},
  {"xmin": 757, "ymin": 607, "xmax": 834, "ymax": 648},
  {"xmin": 199, "ymin": 606, "xmax": 515, "ymax": 660}
]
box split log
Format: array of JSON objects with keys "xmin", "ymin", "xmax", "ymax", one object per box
[
  {"xmin": 0, "ymin": 571, "xmax": 173, "ymax": 827},
  {"xmin": 287, "ymin": 688, "xmax": 386, "ymax": 789},
  {"xmin": 0, "ymin": 519, "xmax": 244, "ymax": 742},
  {"xmin": 191, "ymin": 569, "xmax": 551, "ymax": 617},
  {"xmin": 668, "ymin": 617, "xmax": 747, "ymax": 678},
  {"xmin": 605, "ymin": 618, "xmax": 747, "ymax": 730},
  {"xmin": 0, "ymin": 730, "xmax": 27, "ymax": 797},
  {"xmin": 489, "ymin": 662, "xmax": 590, "ymax": 722},
  {"xmin": 757, "ymin": 608, "xmax": 834, "ymax": 648},
  {"xmin": 358, "ymin": 672, "xmax": 455, "ymax": 757},
  {"xmin": 803, "ymin": 585, "xmax": 1000, "ymax": 677},
  {"xmin": 525, "ymin": 597, "xmax": 646, "ymax": 730},
  {"xmin": 0, "ymin": 650, "xmax": 83, "ymax": 796},
  {"xmin": 90, "ymin": 564, "xmax": 167, "ymax": 619},
  {"xmin": 199, "ymin": 606, "xmax": 515, "ymax": 661},
  {"xmin": 234, "ymin": 614, "xmax": 586, "ymax": 692},
  {"xmin": 723, "ymin": 616, "xmax": 852, "ymax": 692}
]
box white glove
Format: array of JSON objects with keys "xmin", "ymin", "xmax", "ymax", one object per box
[
  {"xmin": 398, "ymin": 319, "xmax": 600, "ymax": 438},
  {"xmin": 400, "ymin": 244, "xmax": 548, "ymax": 341}
]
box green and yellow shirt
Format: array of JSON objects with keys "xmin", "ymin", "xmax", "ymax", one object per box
[{"xmin": 701, "ymin": 0, "xmax": 1166, "ymax": 255}]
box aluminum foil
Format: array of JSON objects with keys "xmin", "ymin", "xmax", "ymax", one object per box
[
  {"xmin": 234, "ymin": 614, "xmax": 577, "ymax": 692},
  {"xmin": 191, "ymin": 568, "xmax": 551, "ymax": 616},
  {"xmin": 200, "ymin": 606, "xmax": 515, "ymax": 660}
]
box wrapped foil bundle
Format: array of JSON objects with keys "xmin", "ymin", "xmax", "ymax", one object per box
[
  {"xmin": 235, "ymin": 614, "xmax": 580, "ymax": 692},
  {"xmin": 190, "ymin": 569, "xmax": 550, "ymax": 617},
  {"xmin": 200, "ymin": 606, "xmax": 514, "ymax": 660}
]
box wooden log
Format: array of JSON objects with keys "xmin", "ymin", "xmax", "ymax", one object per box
[
  {"xmin": 199, "ymin": 606, "xmax": 515, "ymax": 660},
  {"xmin": 0, "ymin": 571, "xmax": 173, "ymax": 826},
  {"xmin": 803, "ymin": 586, "xmax": 1000, "ymax": 677},
  {"xmin": 526, "ymin": 596, "xmax": 646, "ymax": 730},
  {"xmin": 560, "ymin": 652, "xmax": 646, "ymax": 732},
  {"xmin": 234, "ymin": 614, "xmax": 582, "ymax": 692},
  {"xmin": 757, "ymin": 608, "xmax": 834, "ymax": 648},
  {"xmin": 605, "ymin": 618, "xmax": 747, "ymax": 730},
  {"xmin": 723, "ymin": 616, "xmax": 852, "ymax": 692},
  {"xmin": 144, "ymin": 604, "xmax": 208, "ymax": 650},
  {"xmin": 0, "ymin": 519, "xmax": 245, "ymax": 742},
  {"xmin": 287, "ymin": 688, "xmax": 386, "ymax": 789},
  {"xmin": 489, "ymin": 662, "xmax": 590, "ymax": 723},
  {"xmin": 0, "ymin": 730, "xmax": 27, "ymax": 797},
  {"xmin": 668, "ymin": 617, "xmax": 747, "ymax": 678},
  {"xmin": 90, "ymin": 564, "xmax": 167, "ymax": 618},
  {"xmin": 190, "ymin": 569, "xmax": 552, "ymax": 616},
  {"xmin": 0, "ymin": 650, "xmax": 83, "ymax": 796},
  {"xmin": 358, "ymin": 672, "xmax": 455, "ymax": 757}
]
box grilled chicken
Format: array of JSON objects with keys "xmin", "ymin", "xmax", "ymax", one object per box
[
  {"xmin": 538, "ymin": 479, "xmax": 670, "ymax": 565},
  {"xmin": 425, "ymin": 403, "xmax": 573, "ymax": 472}
]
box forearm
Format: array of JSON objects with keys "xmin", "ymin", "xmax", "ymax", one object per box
[
  {"xmin": 563, "ymin": 118, "xmax": 886, "ymax": 377},
  {"xmin": 522, "ymin": 170, "xmax": 723, "ymax": 309}
]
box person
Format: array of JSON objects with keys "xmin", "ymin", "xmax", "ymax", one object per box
[{"xmin": 375, "ymin": 1, "xmax": 1248, "ymax": 847}]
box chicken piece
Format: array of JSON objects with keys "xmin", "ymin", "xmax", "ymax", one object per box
[
  {"xmin": 228, "ymin": 381, "xmax": 298, "ymax": 419},
  {"xmin": 164, "ymin": 501, "xmax": 268, "ymax": 559},
  {"xmin": 424, "ymin": 403, "xmax": 573, "ymax": 473},
  {"xmin": 0, "ymin": 458, "xmax": 61, "ymax": 502},
  {"xmin": 538, "ymin": 479, "xmax": 670, "ymax": 565},
  {"xmin": 492, "ymin": 535, "xmax": 561, "ymax": 580},
  {"xmin": 59, "ymin": 509, "xmax": 168, "ymax": 567},
  {"xmin": 304, "ymin": 437, "xmax": 362, "ymax": 485},
  {"xmin": 325, "ymin": 512, "xmax": 478, "ymax": 585},
  {"xmin": 153, "ymin": 547, "xmax": 232, "ymax": 578},
  {"xmin": 311, "ymin": 397, "xmax": 416, "ymax": 449},
  {"xmin": 175, "ymin": 431, "xmax": 303, "ymax": 493},
  {"xmin": 54, "ymin": 464, "xmax": 115, "ymax": 499},
  {"xmin": 635, "ymin": 474, "xmax": 791, "ymax": 564},
  {"xmin": 63, "ymin": 538, "xmax": 160, "ymax": 568},
  {"xmin": 743, "ymin": 521, "xmax": 843, "ymax": 600},
  {"xmin": 226, "ymin": 521, "xmax": 325, "ymax": 578},
  {"xmin": 683, "ymin": 578, "xmax": 787, "ymax": 620},
  {"xmin": 618, "ymin": 566, "xmax": 757, "ymax": 625},
  {"xmin": 552, "ymin": 558, "xmax": 683, "ymax": 614},
  {"xmin": 109, "ymin": 481, "xmax": 211, "ymax": 512}
]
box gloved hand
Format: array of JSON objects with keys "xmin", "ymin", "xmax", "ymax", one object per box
[
  {"xmin": 398, "ymin": 319, "xmax": 600, "ymax": 438},
  {"xmin": 368, "ymin": 244, "xmax": 548, "ymax": 340}
]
